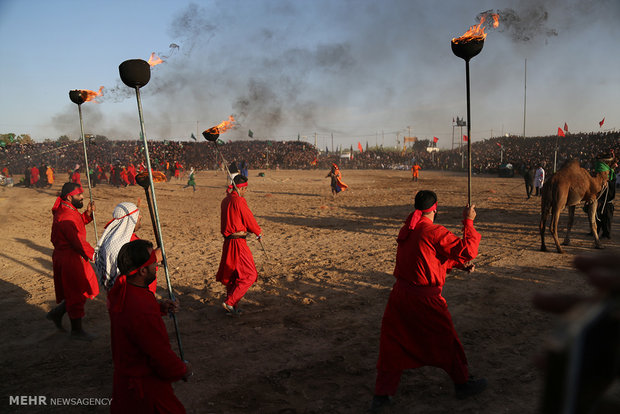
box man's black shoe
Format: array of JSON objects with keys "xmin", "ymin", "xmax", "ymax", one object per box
[
  {"xmin": 455, "ymin": 377, "xmax": 487, "ymax": 399},
  {"xmin": 369, "ymin": 395, "xmax": 393, "ymax": 413}
]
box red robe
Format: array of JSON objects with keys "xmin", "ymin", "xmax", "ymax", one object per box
[
  {"xmin": 71, "ymin": 171, "xmax": 81, "ymax": 186},
  {"xmin": 216, "ymin": 191, "xmax": 261, "ymax": 307},
  {"xmin": 109, "ymin": 281, "xmax": 187, "ymax": 413},
  {"xmin": 128, "ymin": 164, "xmax": 137, "ymax": 185},
  {"xmin": 30, "ymin": 166, "xmax": 40, "ymax": 185},
  {"xmin": 375, "ymin": 216, "xmax": 481, "ymax": 394},
  {"xmin": 51, "ymin": 201, "xmax": 99, "ymax": 319}
]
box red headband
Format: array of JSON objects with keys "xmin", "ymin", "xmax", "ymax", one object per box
[
  {"xmin": 396, "ymin": 202, "xmax": 438, "ymax": 242},
  {"xmin": 51, "ymin": 187, "xmax": 84, "ymax": 212},
  {"xmin": 127, "ymin": 249, "xmax": 158, "ymax": 276},
  {"xmin": 227, "ymin": 181, "xmax": 248, "ymax": 192}
]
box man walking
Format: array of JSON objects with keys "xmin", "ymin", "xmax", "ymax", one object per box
[
  {"xmin": 534, "ymin": 164, "xmax": 545, "ymax": 196},
  {"xmin": 371, "ymin": 190, "xmax": 486, "ymax": 412},
  {"xmin": 47, "ymin": 182, "xmax": 99, "ymax": 340},
  {"xmin": 216, "ymin": 175, "xmax": 262, "ymax": 315}
]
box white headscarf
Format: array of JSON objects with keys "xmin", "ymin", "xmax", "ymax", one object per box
[{"xmin": 95, "ymin": 202, "xmax": 139, "ymax": 290}]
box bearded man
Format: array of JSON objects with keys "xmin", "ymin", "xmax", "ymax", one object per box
[{"xmin": 47, "ymin": 182, "xmax": 99, "ymax": 340}]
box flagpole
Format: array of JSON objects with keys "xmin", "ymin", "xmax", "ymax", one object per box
[{"xmin": 523, "ymin": 58, "xmax": 527, "ymax": 138}]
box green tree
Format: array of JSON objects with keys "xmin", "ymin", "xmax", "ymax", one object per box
[
  {"xmin": 57, "ymin": 135, "xmax": 71, "ymax": 144},
  {"xmin": 16, "ymin": 134, "xmax": 33, "ymax": 144}
]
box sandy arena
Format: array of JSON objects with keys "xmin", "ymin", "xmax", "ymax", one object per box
[{"xmin": 1, "ymin": 169, "xmax": 618, "ymax": 413}]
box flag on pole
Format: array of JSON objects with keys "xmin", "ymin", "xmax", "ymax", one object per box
[
  {"xmin": 248, "ymin": 129, "xmax": 254, "ymax": 138},
  {"xmin": 190, "ymin": 133, "xmax": 196, "ymax": 141},
  {"xmin": 557, "ymin": 127, "xmax": 565, "ymax": 137},
  {"xmin": 357, "ymin": 142, "xmax": 363, "ymax": 152},
  {"xmin": 599, "ymin": 117, "xmax": 605, "ymax": 127},
  {"xmin": 563, "ymin": 123, "xmax": 568, "ymax": 132},
  {"xmin": 433, "ymin": 137, "xmax": 438, "ymax": 143},
  {"xmin": 463, "ymin": 135, "xmax": 468, "ymax": 142},
  {"xmin": 496, "ymin": 142, "xmax": 502, "ymax": 147}
]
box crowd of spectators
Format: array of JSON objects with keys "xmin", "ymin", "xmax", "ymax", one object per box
[{"xmin": 1, "ymin": 131, "xmax": 618, "ymax": 183}]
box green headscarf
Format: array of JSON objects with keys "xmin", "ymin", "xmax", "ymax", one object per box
[{"xmin": 594, "ymin": 161, "xmax": 615, "ymax": 182}]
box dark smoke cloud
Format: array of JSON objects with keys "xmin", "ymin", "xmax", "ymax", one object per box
[{"xmin": 478, "ymin": 6, "xmax": 558, "ymax": 43}]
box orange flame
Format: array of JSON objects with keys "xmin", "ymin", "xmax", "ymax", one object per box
[
  {"xmin": 452, "ymin": 13, "xmax": 499, "ymax": 44},
  {"xmin": 148, "ymin": 52, "xmax": 164, "ymax": 67},
  {"xmin": 206, "ymin": 115, "xmax": 236, "ymax": 134},
  {"xmin": 80, "ymin": 86, "xmax": 104, "ymax": 102}
]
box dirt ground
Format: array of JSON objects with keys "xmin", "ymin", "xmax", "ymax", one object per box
[{"xmin": 1, "ymin": 169, "xmax": 618, "ymax": 414}]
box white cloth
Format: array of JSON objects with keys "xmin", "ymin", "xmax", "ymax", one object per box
[
  {"xmin": 534, "ymin": 167, "xmax": 545, "ymax": 188},
  {"xmin": 95, "ymin": 202, "xmax": 139, "ymax": 290}
]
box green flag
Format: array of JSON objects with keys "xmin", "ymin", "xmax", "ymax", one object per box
[
  {"xmin": 248, "ymin": 129, "xmax": 254, "ymax": 138},
  {"xmin": 191, "ymin": 133, "xmax": 196, "ymax": 141}
]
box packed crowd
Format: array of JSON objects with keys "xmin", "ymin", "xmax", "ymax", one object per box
[{"xmin": 1, "ymin": 131, "xmax": 618, "ymax": 183}]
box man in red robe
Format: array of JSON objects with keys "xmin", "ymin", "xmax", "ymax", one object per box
[
  {"xmin": 71, "ymin": 166, "xmax": 81, "ymax": 187},
  {"xmin": 110, "ymin": 239, "xmax": 191, "ymax": 413},
  {"xmin": 216, "ymin": 175, "xmax": 262, "ymax": 315},
  {"xmin": 371, "ymin": 190, "xmax": 485, "ymax": 412},
  {"xmin": 128, "ymin": 163, "xmax": 137, "ymax": 186},
  {"xmin": 30, "ymin": 165, "xmax": 40, "ymax": 187},
  {"xmin": 47, "ymin": 182, "xmax": 99, "ymax": 340}
]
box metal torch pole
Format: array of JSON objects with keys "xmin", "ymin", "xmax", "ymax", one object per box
[
  {"xmin": 465, "ymin": 60, "xmax": 472, "ymax": 206},
  {"xmin": 134, "ymin": 87, "xmax": 184, "ymax": 361},
  {"xmin": 77, "ymin": 104, "xmax": 98, "ymax": 244}
]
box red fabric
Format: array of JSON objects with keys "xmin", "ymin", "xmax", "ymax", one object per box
[
  {"xmin": 109, "ymin": 283, "xmax": 186, "ymax": 414},
  {"xmin": 358, "ymin": 142, "xmax": 363, "ymax": 152},
  {"xmin": 433, "ymin": 137, "xmax": 438, "ymax": 143},
  {"xmin": 30, "ymin": 166, "xmax": 39, "ymax": 185},
  {"xmin": 71, "ymin": 171, "xmax": 81, "ymax": 186},
  {"xmin": 600, "ymin": 117, "xmax": 605, "ymax": 127},
  {"xmin": 51, "ymin": 202, "xmax": 99, "ymax": 318},
  {"xmin": 375, "ymin": 217, "xmax": 481, "ymax": 394},
  {"xmin": 216, "ymin": 192, "xmax": 261, "ymax": 307},
  {"xmin": 128, "ymin": 164, "xmax": 137, "ymax": 185},
  {"xmin": 411, "ymin": 165, "xmax": 421, "ymax": 177},
  {"xmin": 463, "ymin": 135, "xmax": 468, "ymax": 142},
  {"xmin": 557, "ymin": 127, "xmax": 565, "ymax": 137},
  {"xmin": 564, "ymin": 122, "xmax": 568, "ymax": 132}
]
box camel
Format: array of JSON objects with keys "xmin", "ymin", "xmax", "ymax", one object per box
[{"xmin": 539, "ymin": 159, "xmax": 609, "ymax": 253}]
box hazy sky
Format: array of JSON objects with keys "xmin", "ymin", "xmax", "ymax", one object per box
[{"xmin": 0, "ymin": 0, "xmax": 618, "ymax": 149}]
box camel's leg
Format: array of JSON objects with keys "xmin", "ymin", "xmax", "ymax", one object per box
[
  {"xmin": 540, "ymin": 206, "xmax": 550, "ymax": 252},
  {"xmin": 562, "ymin": 205, "xmax": 575, "ymax": 245},
  {"xmin": 587, "ymin": 200, "xmax": 603, "ymax": 249},
  {"xmin": 550, "ymin": 205, "xmax": 564, "ymax": 254}
]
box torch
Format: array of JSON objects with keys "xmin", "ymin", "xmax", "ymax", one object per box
[
  {"xmin": 203, "ymin": 127, "xmax": 269, "ymax": 258},
  {"xmin": 118, "ymin": 58, "xmax": 185, "ymax": 360},
  {"xmin": 69, "ymin": 88, "xmax": 102, "ymax": 244},
  {"xmin": 451, "ymin": 13, "xmax": 498, "ymax": 205}
]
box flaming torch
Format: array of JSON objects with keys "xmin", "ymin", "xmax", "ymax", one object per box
[
  {"xmin": 451, "ymin": 13, "xmax": 498, "ymax": 204},
  {"xmin": 118, "ymin": 56, "xmax": 185, "ymax": 361},
  {"xmin": 68, "ymin": 87, "xmax": 103, "ymax": 244}
]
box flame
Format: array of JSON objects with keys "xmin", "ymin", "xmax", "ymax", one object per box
[
  {"xmin": 148, "ymin": 52, "xmax": 164, "ymax": 67},
  {"xmin": 452, "ymin": 13, "xmax": 499, "ymax": 44},
  {"xmin": 206, "ymin": 115, "xmax": 236, "ymax": 134},
  {"xmin": 80, "ymin": 86, "xmax": 104, "ymax": 102}
]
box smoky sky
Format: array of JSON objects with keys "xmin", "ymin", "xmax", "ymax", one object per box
[{"xmin": 49, "ymin": 0, "xmax": 619, "ymax": 141}]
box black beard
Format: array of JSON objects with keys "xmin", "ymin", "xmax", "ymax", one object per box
[{"xmin": 71, "ymin": 198, "xmax": 84, "ymax": 209}]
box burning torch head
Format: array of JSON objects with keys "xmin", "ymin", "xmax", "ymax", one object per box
[
  {"xmin": 202, "ymin": 130, "xmax": 220, "ymax": 142},
  {"xmin": 69, "ymin": 90, "xmax": 85, "ymax": 105},
  {"xmin": 119, "ymin": 59, "xmax": 151, "ymax": 89},
  {"xmin": 451, "ymin": 39, "xmax": 484, "ymax": 61}
]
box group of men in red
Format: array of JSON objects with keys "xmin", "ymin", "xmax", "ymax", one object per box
[
  {"xmin": 48, "ymin": 167, "xmax": 262, "ymax": 412},
  {"xmin": 48, "ymin": 161, "xmax": 485, "ymax": 412}
]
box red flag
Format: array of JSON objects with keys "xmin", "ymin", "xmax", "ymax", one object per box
[
  {"xmin": 433, "ymin": 136, "xmax": 438, "ymax": 143},
  {"xmin": 463, "ymin": 135, "xmax": 468, "ymax": 142},
  {"xmin": 564, "ymin": 122, "xmax": 568, "ymax": 132},
  {"xmin": 557, "ymin": 127, "xmax": 565, "ymax": 137},
  {"xmin": 496, "ymin": 142, "xmax": 502, "ymax": 147},
  {"xmin": 452, "ymin": 117, "xmax": 455, "ymax": 123},
  {"xmin": 357, "ymin": 142, "xmax": 363, "ymax": 152},
  {"xmin": 599, "ymin": 117, "xmax": 605, "ymax": 127}
]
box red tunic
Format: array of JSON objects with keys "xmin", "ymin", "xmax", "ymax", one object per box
[
  {"xmin": 376, "ymin": 216, "xmax": 481, "ymax": 392},
  {"xmin": 71, "ymin": 171, "xmax": 81, "ymax": 186},
  {"xmin": 216, "ymin": 192, "xmax": 261, "ymax": 306},
  {"xmin": 109, "ymin": 281, "xmax": 187, "ymax": 413},
  {"xmin": 30, "ymin": 166, "xmax": 40, "ymax": 185},
  {"xmin": 51, "ymin": 201, "xmax": 99, "ymax": 318}
]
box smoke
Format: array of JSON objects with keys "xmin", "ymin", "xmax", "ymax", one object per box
[{"xmin": 478, "ymin": 6, "xmax": 558, "ymax": 43}]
